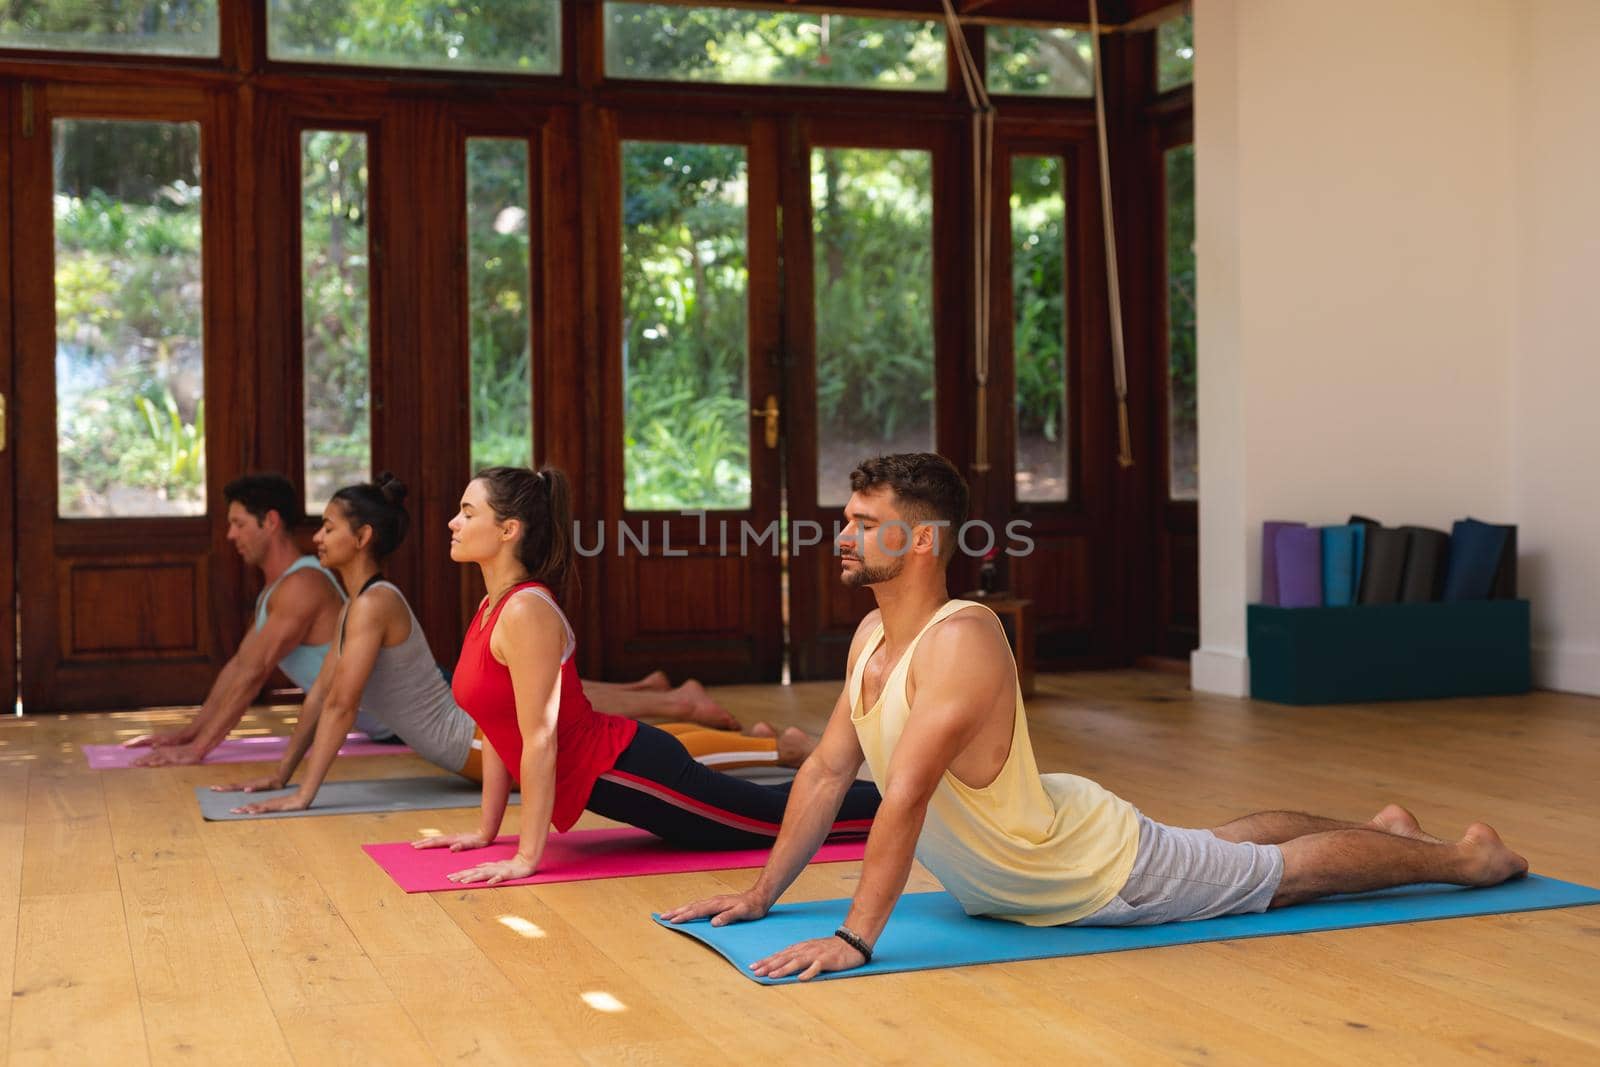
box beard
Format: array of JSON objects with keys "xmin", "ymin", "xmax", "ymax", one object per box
[{"xmin": 841, "ymin": 555, "xmax": 904, "ymax": 588}]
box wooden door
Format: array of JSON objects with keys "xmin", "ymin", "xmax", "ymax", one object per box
[
  {"xmin": 596, "ymin": 111, "xmax": 785, "ymax": 684},
  {"xmin": 0, "ymin": 83, "xmax": 13, "ymax": 712},
  {"xmin": 13, "ymin": 84, "xmax": 239, "ymax": 710},
  {"xmin": 785, "ymin": 118, "xmax": 964, "ymax": 680}
]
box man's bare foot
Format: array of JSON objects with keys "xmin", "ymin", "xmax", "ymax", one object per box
[
  {"xmin": 675, "ymin": 681, "xmax": 740, "ymax": 731},
  {"xmin": 621, "ymin": 670, "xmax": 671, "ymax": 692},
  {"xmin": 1458, "ymin": 823, "xmax": 1529, "ymax": 886},
  {"xmin": 1368, "ymin": 803, "xmax": 1445, "ymax": 844},
  {"xmin": 775, "ymin": 727, "xmax": 815, "ymax": 768},
  {"xmin": 749, "ymin": 721, "xmax": 776, "ymax": 738}
]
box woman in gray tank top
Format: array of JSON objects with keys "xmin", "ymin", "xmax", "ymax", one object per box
[{"xmin": 214, "ymin": 476, "xmax": 816, "ymax": 814}]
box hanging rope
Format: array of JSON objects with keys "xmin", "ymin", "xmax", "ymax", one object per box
[
  {"xmin": 1090, "ymin": 0, "xmax": 1136, "ymax": 467},
  {"xmin": 940, "ymin": 0, "xmax": 995, "ymax": 473}
]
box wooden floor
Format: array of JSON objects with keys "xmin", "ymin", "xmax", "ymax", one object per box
[{"xmin": 1, "ymin": 672, "xmax": 1597, "ymax": 1066}]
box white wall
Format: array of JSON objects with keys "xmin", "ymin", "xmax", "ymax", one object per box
[
  {"xmin": 1192, "ymin": 0, "xmax": 1520, "ymax": 696},
  {"xmin": 1511, "ymin": 1, "xmax": 1600, "ymax": 695}
]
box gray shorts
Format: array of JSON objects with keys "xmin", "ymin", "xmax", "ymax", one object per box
[{"xmin": 1073, "ymin": 812, "xmax": 1284, "ymax": 926}]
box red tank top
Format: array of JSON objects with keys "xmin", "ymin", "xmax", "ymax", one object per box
[{"xmin": 451, "ymin": 581, "xmax": 638, "ymax": 832}]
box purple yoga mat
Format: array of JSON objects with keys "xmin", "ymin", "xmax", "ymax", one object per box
[
  {"xmin": 1275, "ymin": 525, "xmax": 1324, "ymax": 608},
  {"xmin": 84, "ymin": 733, "xmax": 412, "ymax": 769},
  {"xmin": 1260, "ymin": 520, "xmax": 1307, "ymax": 605},
  {"xmin": 363, "ymin": 827, "xmax": 869, "ymax": 892}
]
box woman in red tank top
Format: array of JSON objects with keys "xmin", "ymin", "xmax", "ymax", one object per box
[{"xmin": 416, "ymin": 466, "xmax": 880, "ymax": 886}]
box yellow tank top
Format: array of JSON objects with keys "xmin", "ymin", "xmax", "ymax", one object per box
[{"xmin": 849, "ymin": 599, "xmax": 1139, "ymax": 926}]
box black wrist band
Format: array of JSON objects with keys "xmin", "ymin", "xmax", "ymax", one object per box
[{"xmin": 833, "ymin": 925, "xmax": 873, "ymax": 963}]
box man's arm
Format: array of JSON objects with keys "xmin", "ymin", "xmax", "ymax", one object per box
[
  {"xmin": 134, "ymin": 571, "xmax": 333, "ymax": 765},
  {"xmin": 661, "ymin": 612, "xmax": 877, "ymax": 926},
  {"xmin": 750, "ymin": 611, "xmax": 1013, "ymax": 980}
]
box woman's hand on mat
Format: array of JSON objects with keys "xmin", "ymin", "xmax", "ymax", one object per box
[
  {"xmin": 132, "ymin": 743, "xmax": 207, "ymax": 767},
  {"xmin": 444, "ymin": 857, "xmax": 536, "ymax": 886},
  {"xmin": 749, "ymin": 936, "xmax": 867, "ymax": 981},
  {"xmin": 230, "ymin": 793, "xmax": 311, "ymax": 815},
  {"xmin": 209, "ymin": 774, "xmax": 284, "ymax": 794},
  {"xmin": 409, "ymin": 831, "xmax": 494, "ymax": 852},
  {"xmin": 659, "ymin": 890, "xmax": 770, "ymax": 927},
  {"xmin": 122, "ymin": 726, "xmax": 197, "ymax": 749}
]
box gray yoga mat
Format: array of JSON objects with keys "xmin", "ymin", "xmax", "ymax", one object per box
[{"xmin": 197, "ymin": 775, "xmax": 518, "ymax": 821}]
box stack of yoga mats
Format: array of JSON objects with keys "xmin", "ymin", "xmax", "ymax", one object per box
[{"xmin": 1251, "ymin": 516, "xmax": 1528, "ymax": 705}]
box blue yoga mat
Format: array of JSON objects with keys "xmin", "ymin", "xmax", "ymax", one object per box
[{"xmin": 654, "ymin": 875, "xmax": 1600, "ymax": 984}]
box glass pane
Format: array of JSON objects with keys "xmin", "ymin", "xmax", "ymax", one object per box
[
  {"xmin": 621, "ymin": 141, "xmax": 750, "ymax": 511},
  {"xmin": 1166, "ymin": 144, "xmax": 1197, "ymax": 500},
  {"xmin": 468, "ymin": 139, "xmax": 533, "ymax": 472},
  {"xmin": 1012, "ymin": 156, "xmax": 1068, "ymax": 503},
  {"xmin": 301, "ymin": 131, "xmax": 371, "ymax": 514},
  {"xmin": 2, "ymin": 1, "xmax": 216, "ymax": 56},
  {"xmin": 1157, "ymin": 13, "xmax": 1194, "ymax": 92},
  {"xmin": 605, "ymin": 3, "xmax": 945, "ymax": 91},
  {"xmin": 55, "ymin": 120, "xmax": 205, "ymax": 518},
  {"xmin": 986, "ymin": 26, "xmax": 1093, "ymax": 97},
  {"xmin": 269, "ymin": 0, "xmax": 560, "ymax": 74},
  {"xmin": 814, "ymin": 147, "xmax": 934, "ymax": 507}
]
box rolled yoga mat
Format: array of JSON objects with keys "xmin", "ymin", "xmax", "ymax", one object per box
[
  {"xmin": 363, "ymin": 827, "xmax": 869, "ymax": 891},
  {"xmin": 1260, "ymin": 521, "xmax": 1306, "ymax": 606},
  {"xmin": 1320, "ymin": 524, "xmax": 1366, "ymax": 607},
  {"xmin": 1274, "ymin": 525, "xmax": 1323, "ymax": 608},
  {"xmin": 87, "ymin": 732, "xmax": 412, "ymax": 769},
  {"xmin": 198, "ymin": 775, "xmax": 505, "ymax": 820},
  {"xmin": 654, "ymin": 875, "xmax": 1600, "ymax": 984}
]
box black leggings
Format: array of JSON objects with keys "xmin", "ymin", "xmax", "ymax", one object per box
[{"xmin": 584, "ymin": 722, "xmax": 881, "ymax": 850}]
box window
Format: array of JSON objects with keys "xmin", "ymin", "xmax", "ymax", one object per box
[
  {"xmin": 301, "ymin": 130, "xmax": 372, "ymax": 513},
  {"xmin": 621, "ymin": 141, "xmax": 751, "ymax": 511},
  {"xmin": 813, "ymin": 147, "xmax": 935, "ymax": 507},
  {"xmin": 1157, "ymin": 13, "xmax": 1194, "ymax": 92},
  {"xmin": 268, "ymin": 0, "xmax": 561, "ymax": 75},
  {"xmin": 467, "ymin": 139, "xmax": 534, "ymax": 472},
  {"xmin": 1, "ymin": 1, "xmax": 217, "ymax": 56},
  {"xmin": 55, "ymin": 120, "xmax": 205, "ymax": 517},
  {"xmin": 605, "ymin": 3, "xmax": 945, "ymax": 91},
  {"xmin": 986, "ymin": 26, "xmax": 1093, "ymax": 98},
  {"xmin": 1165, "ymin": 143, "xmax": 1196, "ymax": 499},
  {"xmin": 1011, "ymin": 156, "xmax": 1068, "ymax": 503}
]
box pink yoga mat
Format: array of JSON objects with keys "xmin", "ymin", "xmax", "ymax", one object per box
[
  {"xmin": 84, "ymin": 733, "xmax": 412, "ymax": 769},
  {"xmin": 363, "ymin": 827, "xmax": 868, "ymax": 892}
]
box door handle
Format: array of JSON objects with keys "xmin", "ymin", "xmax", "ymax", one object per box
[
  {"xmin": 0, "ymin": 393, "xmax": 6, "ymax": 452},
  {"xmin": 751, "ymin": 393, "xmax": 779, "ymax": 450}
]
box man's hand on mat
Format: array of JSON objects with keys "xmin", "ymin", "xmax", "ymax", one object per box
[
  {"xmin": 659, "ymin": 890, "xmax": 770, "ymax": 927},
  {"xmin": 210, "ymin": 774, "xmax": 285, "ymax": 794},
  {"xmin": 132, "ymin": 743, "xmax": 207, "ymax": 767},
  {"xmin": 445, "ymin": 857, "xmax": 536, "ymax": 885},
  {"xmin": 749, "ymin": 936, "xmax": 866, "ymax": 981},
  {"xmin": 409, "ymin": 831, "xmax": 493, "ymax": 852},
  {"xmin": 230, "ymin": 794, "xmax": 310, "ymax": 815}
]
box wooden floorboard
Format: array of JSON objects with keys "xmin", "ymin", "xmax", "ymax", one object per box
[{"xmin": 1, "ymin": 675, "xmax": 1597, "ymax": 1065}]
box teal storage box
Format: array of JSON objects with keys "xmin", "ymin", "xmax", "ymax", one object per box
[{"xmin": 1248, "ymin": 600, "xmax": 1531, "ymax": 705}]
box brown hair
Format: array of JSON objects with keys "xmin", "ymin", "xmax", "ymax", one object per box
[{"xmin": 474, "ymin": 465, "xmax": 576, "ymax": 603}]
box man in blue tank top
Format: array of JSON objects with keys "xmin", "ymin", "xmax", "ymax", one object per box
[{"xmin": 125, "ymin": 473, "xmax": 391, "ymax": 765}]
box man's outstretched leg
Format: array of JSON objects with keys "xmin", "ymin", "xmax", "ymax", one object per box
[
  {"xmin": 1212, "ymin": 803, "xmax": 1444, "ymax": 845},
  {"xmin": 1272, "ymin": 822, "xmax": 1527, "ymax": 907}
]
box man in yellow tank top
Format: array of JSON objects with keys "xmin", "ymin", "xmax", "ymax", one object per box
[{"xmin": 665, "ymin": 453, "xmax": 1528, "ymax": 980}]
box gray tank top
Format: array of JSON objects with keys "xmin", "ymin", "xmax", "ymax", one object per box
[{"xmin": 341, "ymin": 581, "xmax": 476, "ymax": 773}]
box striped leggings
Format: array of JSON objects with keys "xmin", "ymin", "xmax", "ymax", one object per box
[{"xmin": 585, "ymin": 722, "xmax": 880, "ymax": 850}]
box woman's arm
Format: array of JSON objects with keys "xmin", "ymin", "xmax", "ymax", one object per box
[
  {"xmin": 209, "ymin": 638, "xmax": 337, "ymax": 795},
  {"xmin": 412, "ymin": 739, "xmax": 512, "ymax": 852},
  {"xmin": 444, "ymin": 592, "xmax": 565, "ymax": 884},
  {"xmin": 230, "ymin": 595, "xmax": 389, "ymax": 814}
]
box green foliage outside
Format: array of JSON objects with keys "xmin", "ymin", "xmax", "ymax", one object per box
[
  {"xmin": 54, "ymin": 120, "xmax": 206, "ymax": 517},
  {"xmin": 0, "ymin": 0, "xmax": 216, "ymax": 54},
  {"xmin": 267, "ymin": 0, "xmax": 559, "ymax": 73},
  {"xmin": 1166, "ymin": 144, "xmax": 1198, "ymax": 498},
  {"xmin": 605, "ymin": 3, "xmax": 944, "ymax": 90},
  {"xmin": 468, "ymin": 139, "xmax": 534, "ymax": 472},
  {"xmin": 1158, "ymin": 13, "xmax": 1195, "ymax": 93},
  {"xmin": 987, "ymin": 26, "xmax": 1092, "ymax": 97}
]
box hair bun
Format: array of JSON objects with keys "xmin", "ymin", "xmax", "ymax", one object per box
[{"xmin": 375, "ymin": 471, "xmax": 409, "ymax": 505}]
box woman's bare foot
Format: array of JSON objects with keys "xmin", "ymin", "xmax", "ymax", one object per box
[
  {"xmin": 1368, "ymin": 803, "xmax": 1444, "ymax": 844},
  {"xmin": 775, "ymin": 727, "xmax": 816, "ymax": 767},
  {"xmin": 675, "ymin": 680, "xmax": 740, "ymax": 731},
  {"xmin": 1458, "ymin": 823, "xmax": 1529, "ymax": 886},
  {"xmin": 749, "ymin": 721, "xmax": 776, "ymax": 739},
  {"xmin": 621, "ymin": 670, "xmax": 671, "ymax": 692}
]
